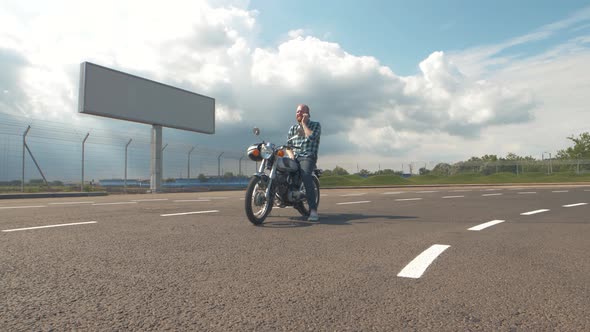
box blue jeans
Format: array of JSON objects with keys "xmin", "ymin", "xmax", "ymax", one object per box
[{"xmin": 297, "ymin": 155, "xmax": 317, "ymax": 210}]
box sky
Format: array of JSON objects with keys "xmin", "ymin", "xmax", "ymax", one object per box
[{"xmin": 1, "ymin": 0, "xmax": 590, "ymax": 175}]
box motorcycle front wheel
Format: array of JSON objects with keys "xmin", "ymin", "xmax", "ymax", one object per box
[
  {"xmin": 245, "ymin": 176, "xmax": 273, "ymax": 225},
  {"xmin": 294, "ymin": 175, "xmax": 320, "ymax": 217}
]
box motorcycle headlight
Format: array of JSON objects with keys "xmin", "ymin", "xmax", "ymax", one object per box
[{"xmin": 261, "ymin": 143, "xmax": 275, "ymax": 159}]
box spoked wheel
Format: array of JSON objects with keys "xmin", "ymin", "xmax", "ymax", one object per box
[
  {"xmin": 294, "ymin": 176, "xmax": 320, "ymax": 217},
  {"xmin": 245, "ymin": 176, "xmax": 273, "ymax": 225}
]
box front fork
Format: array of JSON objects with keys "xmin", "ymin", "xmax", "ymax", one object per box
[{"xmin": 255, "ymin": 160, "xmax": 277, "ymax": 202}]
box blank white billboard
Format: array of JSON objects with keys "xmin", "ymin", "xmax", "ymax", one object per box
[{"xmin": 78, "ymin": 62, "xmax": 215, "ymax": 134}]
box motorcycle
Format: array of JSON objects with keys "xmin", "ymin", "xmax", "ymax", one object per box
[{"xmin": 244, "ymin": 127, "xmax": 322, "ymax": 225}]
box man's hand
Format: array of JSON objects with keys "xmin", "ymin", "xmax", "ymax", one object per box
[
  {"xmin": 301, "ymin": 113, "xmax": 310, "ymax": 126},
  {"xmin": 286, "ymin": 147, "xmax": 295, "ymax": 160}
]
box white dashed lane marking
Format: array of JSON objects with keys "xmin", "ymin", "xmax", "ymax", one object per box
[
  {"xmin": 339, "ymin": 193, "xmax": 367, "ymax": 197},
  {"xmin": 468, "ymin": 220, "xmax": 505, "ymax": 231},
  {"xmin": 397, "ymin": 244, "xmax": 451, "ymax": 279},
  {"xmin": 92, "ymin": 202, "xmax": 137, "ymax": 206},
  {"xmin": 415, "ymin": 191, "xmax": 438, "ymax": 193},
  {"xmin": 552, "ymin": 190, "xmax": 569, "ymax": 193},
  {"xmin": 442, "ymin": 195, "xmax": 464, "ymax": 199},
  {"xmin": 131, "ymin": 199, "xmax": 169, "ymax": 202},
  {"xmin": 2, "ymin": 221, "xmax": 97, "ymax": 232},
  {"xmin": 336, "ymin": 201, "xmax": 371, "ymax": 205},
  {"xmin": 482, "ymin": 193, "xmax": 502, "ymax": 197},
  {"xmin": 382, "ymin": 192, "xmax": 403, "ymax": 195},
  {"xmin": 48, "ymin": 201, "xmax": 95, "ymax": 205},
  {"xmin": 395, "ymin": 198, "xmax": 422, "ymax": 201},
  {"xmin": 0, "ymin": 205, "xmax": 46, "ymax": 209},
  {"xmin": 518, "ymin": 192, "xmax": 537, "ymax": 195},
  {"xmin": 563, "ymin": 203, "xmax": 587, "ymax": 208},
  {"xmin": 521, "ymin": 209, "xmax": 550, "ymax": 216},
  {"xmin": 173, "ymin": 200, "xmax": 211, "ymax": 203},
  {"xmin": 161, "ymin": 210, "xmax": 220, "ymax": 217}
]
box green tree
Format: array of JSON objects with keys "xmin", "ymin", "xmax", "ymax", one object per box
[
  {"xmin": 374, "ymin": 169, "xmax": 396, "ymax": 176},
  {"xmin": 504, "ymin": 153, "xmax": 535, "ymax": 161},
  {"xmin": 431, "ymin": 163, "xmax": 451, "ymax": 176},
  {"xmin": 198, "ymin": 173, "xmax": 208, "ymax": 182},
  {"xmin": 357, "ymin": 169, "xmax": 371, "ymax": 177},
  {"xmin": 556, "ymin": 132, "xmax": 590, "ymax": 159},
  {"xmin": 332, "ymin": 166, "xmax": 349, "ymax": 176},
  {"xmin": 481, "ymin": 154, "xmax": 499, "ymax": 162},
  {"xmin": 505, "ymin": 152, "xmax": 521, "ymax": 161},
  {"xmin": 419, "ymin": 167, "xmax": 431, "ymax": 175},
  {"xmin": 467, "ymin": 154, "xmax": 502, "ymax": 162}
]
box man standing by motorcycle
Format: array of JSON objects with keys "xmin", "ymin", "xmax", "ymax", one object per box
[{"xmin": 286, "ymin": 104, "xmax": 321, "ymax": 222}]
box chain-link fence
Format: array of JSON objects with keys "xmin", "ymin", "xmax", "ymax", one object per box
[
  {"xmin": 0, "ymin": 118, "xmax": 257, "ymax": 193},
  {"xmin": 1, "ymin": 116, "xmax": 588, "ymax": 193}
]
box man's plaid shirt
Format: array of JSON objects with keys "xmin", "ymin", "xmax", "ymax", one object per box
[{"xmin": 288, "ymin": 120, "xmax": 321, "ymax": 159}]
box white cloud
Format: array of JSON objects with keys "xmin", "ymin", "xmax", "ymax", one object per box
[
  {"xmin": 288, "ymin": 29, "xmax": 307, "ymax": 39},
  {"xmin": 449, "ymin": 6, "xmax": 590, "ymax": 77},
  {"xmin": 1, "ymin": 0, "xmax": 589, "ymax": 173},
  {"xmin": 216, "ymin": 104, "xmax": 243, "ymax": 122},
  {"xmin": 247, "ymin": 35, "xmax": 536, "ymax": 144}
]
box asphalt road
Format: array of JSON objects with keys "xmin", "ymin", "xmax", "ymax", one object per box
[{"xmin": 1, "ymin": 185, "xmax": 589, "ymax": 331}]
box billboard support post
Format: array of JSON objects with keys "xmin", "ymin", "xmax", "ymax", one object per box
[
  {"xmin": 81, "ymin": 133, "xmax": 90, "ymax": 192},
  {"xmin": 125, "ymin": 139, "xmax": 132, "ymax": 193},
  {"xmin": 188, "ymin": 147, "xmax": 195, "ymax": 179},
  {"xmin": 150, "ymin": 125, "xmax": 163, "ymax": 192}
]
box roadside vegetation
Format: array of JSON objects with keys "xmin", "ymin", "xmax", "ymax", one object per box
[
  {"xmin": 2, "ymin": 133, "xmax": 590, "ymax": 193},
  {"xmin": 321, "ymin": 132, "xmax": 590, "ymax": 187},
  {"xmin": 0, "ymin": 180, "xmax": 102, "ymax": 193},
  {"xmin": 320, "ymin": 172, "xmax": 590, "ymax": 187}
]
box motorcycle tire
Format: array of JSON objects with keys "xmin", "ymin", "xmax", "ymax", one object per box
[
  {"xmin": 245, "ymin": 176, "xmax": 273, "ymax": 225},
  {"xmin": 295, "ymin": 175, "xmax": 320, "ymax": 217}
]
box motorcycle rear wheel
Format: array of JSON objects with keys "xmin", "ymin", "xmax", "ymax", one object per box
[
  {"xmin": 245, "ymin": 176, "xmax": 273, "ymax": 225},
  {"xmin": 294, "ymin": 176, "xmax": 320, "ymax": 217}
]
